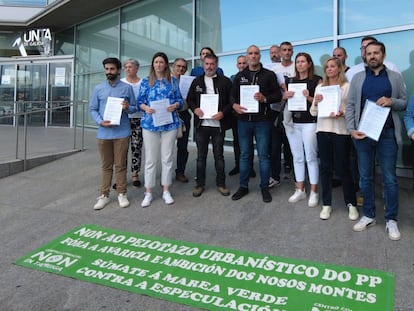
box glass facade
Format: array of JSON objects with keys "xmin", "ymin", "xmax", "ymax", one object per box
[{"xmin": 49, "ymin": 0, "xmax": 414, "ymax": 171}]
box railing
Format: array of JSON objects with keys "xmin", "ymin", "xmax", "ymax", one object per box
[{"xmin": 0, "ymin": 100, "xmax": 90, "ymax": 171}]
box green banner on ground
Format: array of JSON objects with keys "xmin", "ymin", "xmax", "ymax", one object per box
[{"xmin": 15, "ymin": 224, "xmax": 393, "ymax": 311}]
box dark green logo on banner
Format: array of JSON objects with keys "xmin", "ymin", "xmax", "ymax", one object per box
[{"xmin": 15, "ymin": 224, "xmax": 394, "ymax": 311}]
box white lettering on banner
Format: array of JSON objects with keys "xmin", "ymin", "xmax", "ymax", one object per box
[
  {"xmin": 162, "ymin": 273, "xmax": 220, "ymax": 292},
  {"xmin": 149, "ymin": 282, "xmax": 288, "ymax": 311},
  {"xmin": 91, "ymin": 258, "xmax": 149, "ymax": 277},
  {"xmin": 308, "ymin": 283, "xmax": 376, "ymax": 303},
  {"xmin": 76, "ymin": 267, "xmax": 134, "ymax": 287},
  {"xmin": 74, "ymin": 227, "xmax": 108, "ymax": 239},
  {"xmin": 227, "ymin": 287, "xmax": 288, "ymax": 305},
  {"xmin": 255, "ymin": 274, "xmax": 307, "ymax": 291},
  {"xmin": 30, "ymin": 250, "xmax": 79, "ymax": 268}
]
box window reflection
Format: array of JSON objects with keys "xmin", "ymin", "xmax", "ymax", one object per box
[{"xmin": 339, "ymin": 0, "xmax": 414, "ymax": 34}]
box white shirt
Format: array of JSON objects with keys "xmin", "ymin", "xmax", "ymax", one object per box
[
  {"xmin": 346, "ymin": 60, "xmax": 400, "ymax": 82},
  {"xmin": 201, "ymin": 75, "xmax": 220, "ymax": 127}
]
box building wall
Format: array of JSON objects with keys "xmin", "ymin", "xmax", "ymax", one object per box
[{"xmin": 53, "ymin": 0, "xmax": 414, "ymax": 171}]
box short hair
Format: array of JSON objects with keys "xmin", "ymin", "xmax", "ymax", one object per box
[
  {"xmin": 102, "ymin": 57, "xmax": 122, "ymax": 69},
  {"xmin": 280, "ymin": 41, "xmax": 293, "ymax": 47},
  {"xmin": 173, "ymin": 57, "xmax": 187, "ymax": 66},
  {"xmin": 366, "ymin": 41, "xmax": 386, "ymax": 54},
  {"xmin": 123, "ymin": 58, "xmax": 140, "ymax": 68},
  {"xmin": 334, "ymin": 47, "xmax": 347, "ymax": 57},
  {"xmin": 199, "ymin": 46, "xmax": 216, "ymax": 56},
  {"xmin": 203, "ymin": 53, "xmax": 218, "ymax": 63},
  {"xmin": 361, "ymin": 36, "xmax": 377, "ymax": 44}
]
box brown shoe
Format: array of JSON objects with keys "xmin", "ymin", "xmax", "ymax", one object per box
[
  {"xmin": 357, "ymin": 193, "xmax": 363, "ymax": 207},
  {"xmin": 217, "ymin": 186, "xmax": 230, "ymax": 196},
  {"xmin": 176, "ymin": 174, "xmax": 189, "ymax": 183},
  {"xmin": 193, "ymin": 186, "xmax": 204, "ymax": 197}
]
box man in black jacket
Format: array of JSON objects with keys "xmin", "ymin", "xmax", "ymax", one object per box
[
  {"xmin": 231, "ymin": 45, "xmax": 282, "ymax": 203},
  {"xmin": 187, "ymin": 54, "xmax": 233, "ymax": 197}
]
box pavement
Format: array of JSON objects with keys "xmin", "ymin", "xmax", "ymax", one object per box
[{"xmin": 0, "ymin": 126, "xmax": 413, "ymax": 311}]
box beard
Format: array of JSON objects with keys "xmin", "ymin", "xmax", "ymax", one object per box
[
  {"xmin": 106, "ymin": 73, "xmax": 118, "ymax": 81},
  {"xmin": 368, "ymin": 59, "xmax": 382, "ymax": 69}
]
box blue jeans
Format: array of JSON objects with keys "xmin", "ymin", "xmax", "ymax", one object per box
[
  {"xmin": 353, "ymin": 128, "xmax": 399, "ymax": 221},
  {"xmin": 238, "ymin": 120, "xmax": 271, "ymax": 189}
]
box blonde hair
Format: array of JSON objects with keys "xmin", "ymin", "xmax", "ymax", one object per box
[{"xmin": 322, "ymin": 57, "xmax": 348, "ymax": 86}]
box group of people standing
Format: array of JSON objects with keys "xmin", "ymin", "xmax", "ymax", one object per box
[{"xmin": 90, "ymin": 36, "xmax": 412, "ymax": 241}]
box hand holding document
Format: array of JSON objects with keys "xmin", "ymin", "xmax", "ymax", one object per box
[
  {"xmin": 358, "ymin": 100, "xmax": 391, "ymax": 141},
  {"xmin": 287, "ymin": 83, "xmax": 307, "ymax": 111},
  {"xmin": 240, "ymin": 85, "xmax": 259, "ymax": 113},
  {"xmin": 150, "ymin": 98, "xmax": 173, "ymax": 127},
  {"xmin": 200, "ymin": 94, "xmax": 219, "ymax": 119},
  {"xmin": 103, "ymin": 97, "xmax": 124, "ymax": 125},
  {"xmin": 179, "ymin": 75, "xmax": 196, "ymax": 99},
  {"xmin": 316, "ymin": 85, "xmax": 341, "ymax": 117}
]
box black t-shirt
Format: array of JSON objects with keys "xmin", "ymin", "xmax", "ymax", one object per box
[{"xmin": 287, "ymin": 75, "xmax": 322, "ymax": 123}]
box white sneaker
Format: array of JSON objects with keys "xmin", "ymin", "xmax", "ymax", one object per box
[
  {"xmin": 347, "ymin": 203, "xmax": 359, "ymax": 220},
  {"xmin": 320, "ymin": 205, "xmax": 332, "ymax": 220},
  {"xmin": 118, "ymin": 193, "xmax": 130, "ymax": 208},
  {"xmin": 141, "ymin": 192, "xmax": 153, "ymax": 208},
  {"xmin": 268, "ymin": 177, "xmax": 280, "ymax": 188},
  {"xmin": 288, "ymin": 189, "xmax": 307, "ymax": 203},
  {"xmin": 353, "ymin": 216, "xmax": 376, "ymax": 232},
  {"xmin": 386, "ymin": 220, "xmax": 401, "ymax": 241},
  {"xmin": 93, "ymin": 195, "xmax": 110, "ymax": 210},
  {"xmin": 162, "ymin": 191, "xmax": 174, "ymax": 205},
  {"xmin": 308, "ymin": 191, "xmax": 319, "ymax": 207}
]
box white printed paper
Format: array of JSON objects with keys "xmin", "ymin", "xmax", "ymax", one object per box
[
  {"xmin": 240, "ymin": 85, "xmax": 259, "ymax": 113},
  {"xmin": 103, "ymin": 97, "xmax": 123, "ymax": 125},
  {"xmin": 287, "ymin": 83, "xmax": 307, "ymax": 111},
  {"xmin": 316, "ymin": 85, "xmax": 341, "ymax": 117},
  {"xmin": 358, "ymin": 100, "xmax": 391, "ymax": 141},
  {"xmin": 200, "ymin": 94, "xmax": 219, "ymax": 119},
  {"xmin": 179, "ymin": 75, "xmax": 196, "ymax": 99},
  {"xmin": 151, "ymin": 98, "xmax": 173, "ymax": 127}
]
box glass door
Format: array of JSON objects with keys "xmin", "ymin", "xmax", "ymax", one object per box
[
  {"xmin": 16, "ymin": 63, "xmax": 47, "ymax": 126},
  {"xmin": 49, "ymin": 62, "xmax": 72, "ymax": 126},
  {"xmin": 0, "ymin": 64, "xmax": 15, "ymax": 125}
]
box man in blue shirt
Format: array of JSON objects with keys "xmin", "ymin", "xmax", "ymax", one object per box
[
  {"xmin": 89, "ymin": 57, "xmax": 137, "ymax": 210},
  {"xmin": 345, "ymin": 42, "xmax": 407, "ymax": 240}
]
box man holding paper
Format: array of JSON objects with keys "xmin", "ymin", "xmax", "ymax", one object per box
[
  {"xmin": 187, "ymin": 54, "xmax": 233, "ymax": 197},
  {"xmin": 89, "ymin": 57, "xmax": 137, "ymax": 210},
  {"xmin": 231, "ymin": 45, "xmax": 282, "ymax": 203},
  {"xmin": 345, "ymin": 41, "xmax": 407, "ymax": 240}
]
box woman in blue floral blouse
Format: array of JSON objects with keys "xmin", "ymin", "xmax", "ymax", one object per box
[{"xmin": 137, "ymin": 52, "xmax": 184, "ymax": 207}]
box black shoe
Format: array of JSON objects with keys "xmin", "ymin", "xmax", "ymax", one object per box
[
  {"xmin": 249, "ymin": 169, "xmax": 256, "ymax": 178},
  {"xmin": 231, "ymin": 187, "xmax": 249, "ymax": 200},
  {"xmin": 261, "ymin": 187, "xmax": 272, "ymax": 203},
  {"xmin": 133, "ymin": 180, "xmax": 141, "ymax": 187},
  {"xmin": 229, "ymin": 166, "xmax": 239, "ymax": 176}
]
